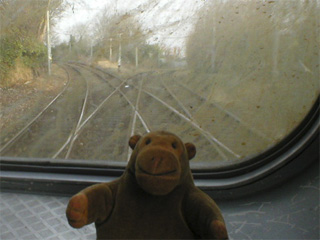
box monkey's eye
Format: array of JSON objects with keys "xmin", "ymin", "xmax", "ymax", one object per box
[
  {"xmin": 172, "ymin": 142, "xmax": 177, "ymax": 149},
  {"xmin": 145, "ymin": 138, "xmax": 151, "ymax": 145}
]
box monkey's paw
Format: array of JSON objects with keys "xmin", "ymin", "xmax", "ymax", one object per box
[
  {"xmin": 66, "ymin": 194, "xmax": 88, "ymax": 228},
  {"xmin": 209, "ymin": 220, "xmax": 228, "ymax": 240}
]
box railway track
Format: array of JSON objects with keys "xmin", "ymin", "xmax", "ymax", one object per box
[
  {"xmin": 0, "ymin": 65, "xmax": 88, "ymax": 158},
  {"xmin": 58, "ymin": 63, "xmax": 150, "ymax": 162},
  {"xmin": 0, "ymin": 76, "xmax": 70, "ymax": 154},
  {"xmin": 1, "ymin": 63, "xmax": 275, "ymax": 167},
  {"xmin": 77, "ymin": 65, "xmax": 269, "ymax": 163},
  {"xmin": 127, "ymin": 74, "xmax": 238, "ymax": 161},
  {"xmin": 125, "ymin": 70, "xmax": 274, "ymax": 163}
]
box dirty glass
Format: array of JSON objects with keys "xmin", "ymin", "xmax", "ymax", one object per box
[{"xmin": 0, "ymin": 0, "xmax": 319, "ymax": 169}]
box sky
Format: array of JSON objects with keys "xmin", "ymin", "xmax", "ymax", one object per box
[
  {"xmin": 54, "ymin": 0, "xmax": 108, "ymax": 42},
  {"xmin": 53, "ymin": 0, "xmax": 206, "ymax": 52}
]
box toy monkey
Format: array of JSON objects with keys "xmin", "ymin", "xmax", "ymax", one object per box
[{"xmin": 66, "ymin": 131, "xmax": 228, "ymax": 239}]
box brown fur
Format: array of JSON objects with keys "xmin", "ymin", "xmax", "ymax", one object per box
[{"xmin": 66, "ymin": 131, "xmax": 228, "ymax": 239}]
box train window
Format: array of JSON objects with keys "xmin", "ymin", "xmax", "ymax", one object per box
[{"xmin": 0, "ymin": 0, "xmax": 319, "ymax": 182}]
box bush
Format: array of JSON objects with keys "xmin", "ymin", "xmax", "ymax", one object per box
[
  {"xmin": 21, "ymin": 38, "xmax": 47, "ymax": 69},
  {"xmin": 0, "ymin": 35, "xmax": 47, "ymax": 82},
  {"xmin": 0, "ymin": 36, "xmax": 23, "ymax": 80}
]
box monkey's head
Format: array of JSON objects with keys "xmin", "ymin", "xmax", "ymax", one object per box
[{"xmin": 127, "ymin": 131, "xmax": 196, "ymax": 196}]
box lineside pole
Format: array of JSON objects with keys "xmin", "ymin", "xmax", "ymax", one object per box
[
  {"xmin": 47, "ymin": 10, "xmax": 51, "ymax": 75},
  {"xmin": 118, "ymin": 33, "xmax": 122, "ymax": 71},
  {"xmin": 135, "ymin": 46, "xmax": 138, "ymax": 68},
  {"xmin": 109, "ymin": 38, "xmax": 113, "ymax": 61}
]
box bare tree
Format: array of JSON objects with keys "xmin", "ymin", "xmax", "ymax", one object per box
[
  {"xmin": 186, "ymin": 0, "xmax": 319, "ymax": 76},
  {"xmin": 92, "ymin": 8, "xmax": 147, "ymax": 64},
  {"xmin": 0, "ymin": 0, "xmax": 69, "ymax": 82},
  {"xmin": 0, "ymin": 0, "xmax": 65, "ymax": 41}
]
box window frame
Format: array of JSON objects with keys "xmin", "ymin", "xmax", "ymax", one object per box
[{"xmin": 0, "ymin": 96, "xmax": 319, "ymax": 198}]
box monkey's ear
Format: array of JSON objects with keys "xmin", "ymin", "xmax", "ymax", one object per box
[
  {"xmin": 129, "ymin": 135, "xmax": 141, "ymax": 150},
  {"xmin": 185, "ymin": 143, "xmax": 196, "ymax": 160}
]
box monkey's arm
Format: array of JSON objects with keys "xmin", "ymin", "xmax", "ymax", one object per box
[
  {"xmin": 183, "ymin": 188, "xmax": 228, "ymax": 239},
  {"xmin": 66, "ymin": 181, "xmax": 118, "ymax": 228}
]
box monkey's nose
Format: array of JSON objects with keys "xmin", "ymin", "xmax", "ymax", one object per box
[
  {"xmin": 151, "ymin": 156, "xmax": 163, "ymax": 162},
  {"xmin": 150, "ymin": 156, "xmax": 164, "ymax": 173}
]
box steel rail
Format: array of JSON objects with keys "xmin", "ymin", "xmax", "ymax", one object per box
[
  {"xmin": 74, "ymin": 65, "xmax": 149, "ymax": 133},
  {"xmin": 51, "ymin": 64, "xmax": 117, "ymax": 158},
  {"xmin": 125, "ymin": 75, "xmax": 238, "ymax": 158},
  {"xmin": 74, "ymin": 63, "xmax": 150, "ymax": 132},
  {"xmin": 74, "ymin": 64, "xmax": 150, "ymax": 162},
  {"xmin": 127, "ymin": 79, "xmax": 146, "ymax": 162},
  {"xmin": 174, "ymin": 81, "xmax": 271, "ymax": 142},
  {"xmin": 52, "ymin": 65, "xmax": 104, "ymax": 159},
  {"xmin": 139, "ymin": 87, "xmax": 238, "ymax": 159},
  {"xmin": 84, "ymin": 65, "xmax": 238, "ymax": 158},
  {"xmin": 160, "ymin": 79, "xmax": 194, "ymax": 120},
  {"xmin": 64, "ymin": 66, "xmax": 90, "ymax": 159},
  {"xmin": 158, "ymin": 79, "xmax": 231, "ymax": 160},
  {"xmin": 67, "ymin": 64, "xmax": 237, "ymax": 159},
  {"xmin": 0, "ymin": 66, "xmax": 71, "ymax": 154},
  {"xmin": 53, "ymin": 79, "xmax": 127, "ymax": 158}
]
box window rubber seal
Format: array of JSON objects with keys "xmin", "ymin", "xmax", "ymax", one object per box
[{"xmin": 0, "ymin": 96, "xmax": 318, "ymax": 197}]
